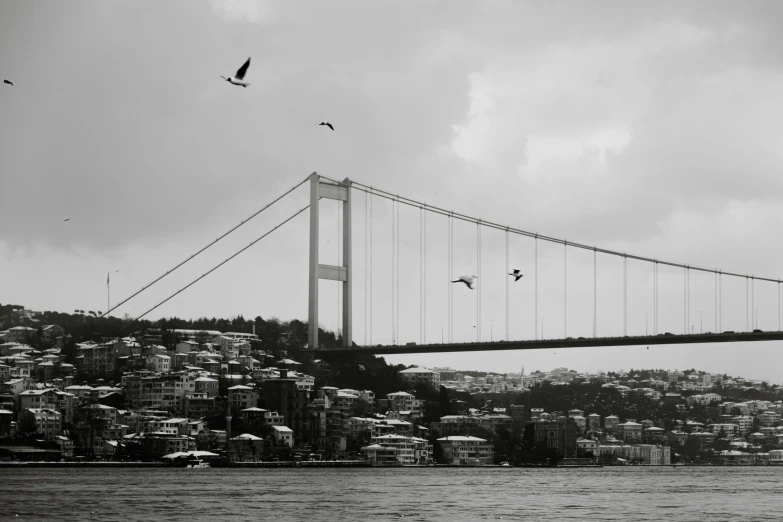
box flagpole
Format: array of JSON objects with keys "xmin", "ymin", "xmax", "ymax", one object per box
[{"xmin": 107, "ymin": 271, "xmax": 110, "ymax": 316}]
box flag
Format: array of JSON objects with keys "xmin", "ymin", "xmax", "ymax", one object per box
[{"xmin": 107, "ymin": 271, "xmax": 110, "ymax": 287}]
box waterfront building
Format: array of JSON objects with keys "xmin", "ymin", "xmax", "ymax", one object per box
[
  {"xmin": 361, "ymin": 443, "xmax": 400, "ymax": 465},
  {"xmin": 371, "ymin": 434, "xmax": 417, "ymax": 464},
  {"xmin": 0, "ymin": 409, "xmax": 13, "ymax": 437},
  {"xmin": 533, "ymin": 418, "xmax": 579, "ymax": 458},
  {"xmin": 262, "ymin": 370, "xmax": 309, "ymax": 442},
  {"xmin": 437, "ymin": 435, "xmax": 494, "ymax": 465},
  {"xmin": 308, "ymin": 400, "xmax": 347, "ymax": 452},
  {"xmin": 630, "ymin": 444, "xmax": 671, "ymax": 465},
  {"xmin": 576, "ymin": 438, "xmax": 598, "ymax": 456},
  {"xmin": 228, "ymin": 433, "xmax": 264, "ymax": 461}
]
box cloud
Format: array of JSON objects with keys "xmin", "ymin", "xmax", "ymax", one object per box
[
  {"xmin": 3, "ymin": 1, "xmax": 783, "ymax": 380},
  {"xmin": 209, "ymin": 0, "xmax": 283, "ymax": 24}
]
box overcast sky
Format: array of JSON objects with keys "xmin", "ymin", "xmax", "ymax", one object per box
[{"xmin": 2, "ymin": 0, "xmax": 783, "ymax": 382}]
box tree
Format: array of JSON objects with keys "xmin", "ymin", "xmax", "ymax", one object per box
[
  {"xmin": 17, "ymin": 410, "xmax": 38, "ymax": 436},
  {"xmin": 73, "ymin": 401, "xmax": 109, "ymax": 456},
  {"xmin": 713, "ymin": 429, "xmax": 731, "ymax": 453},
  {"xmin": 351, "ymin": 397, "xmax": 371, "ymax": 418},
  {"xmin": 194, "ymin": 330, "xmax": 213, "ymax": 347}
]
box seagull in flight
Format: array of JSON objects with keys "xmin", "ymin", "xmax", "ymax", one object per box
[
  {"xmin": 220, "ymin": 57, "xmax": 251, "ymax": 87},
  {"xmin": 452, "ymin": 275, "xmax": 477, "ymax": 289},
  {"xmin": 64, "ymin": 218, "xmax": 71, "ymax": 222},
  {"xmin": 315, "ymin": 121, "xmax": 334, "ymax": 131},
  {"xmin": 509, "ymin": 269, "xmax": 524, "ymax": 282},
  {"xmin": 3, "ymin": 80, "xmax": 12, "ymax": 86}
]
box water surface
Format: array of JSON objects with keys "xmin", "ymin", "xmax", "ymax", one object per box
[{"xmin": 0, "ymin": 467, "xmax": 779, "ymax": 521}]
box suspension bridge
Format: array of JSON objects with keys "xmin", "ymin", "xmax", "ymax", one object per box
[{"xmin": 106, "ymin": 172, "xmax": 783, "ymax": 355}]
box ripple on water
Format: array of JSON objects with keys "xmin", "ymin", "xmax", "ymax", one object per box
[{"xmin": 0, "ymin": 467, "xmax": 781, "ymax": 521}]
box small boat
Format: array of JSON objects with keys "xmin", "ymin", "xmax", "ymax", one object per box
[{"xmin": 185, "ymin": 457, "xmax": 210, "ymax": 469}]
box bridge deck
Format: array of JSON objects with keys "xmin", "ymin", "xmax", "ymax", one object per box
[{"xmin": 311, "ymin": 331, "xmax": 783, "ymax": 354}]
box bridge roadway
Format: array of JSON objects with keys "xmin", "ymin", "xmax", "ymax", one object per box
[{"xmin": 311, "ymin": 330, "xmax": 783, "ymax": 354}]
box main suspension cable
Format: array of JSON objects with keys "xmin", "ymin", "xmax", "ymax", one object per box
[
  {"xmin": 123, "ymin": 203, "xmax": 310, "ymax": 330},
  {"xmin": 332, "ymin": 177, "xmax": 783, "ymax": 284},
  {"xmin": 104, "ymin": 175, "xmax": 309, "ymax": 318}
]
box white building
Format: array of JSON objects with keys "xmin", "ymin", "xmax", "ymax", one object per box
[
  {"xmin": 398, "ymin": 367, "xmax": 441, "ymax": 391},
  {"xmin": 146, "ymin": 354, "xmax": 170, "ymax": 373},
  {"xmin": 272, "ymin": 426, "xmax": 293, "ymax": 447},
  {"xmin": 369, "ymin": 434, "xmax": 415, "ymax": 463},
  {"xmin": 26, "ymin": 408, "xmax": 62, "ymax": 437},
  {"xmin": 437, "ymin": 435, "xmax": 494, "ymax": 465},
  {"xmin": 385, "ymin": 392, "xmax": 423, "ymax": 416}
]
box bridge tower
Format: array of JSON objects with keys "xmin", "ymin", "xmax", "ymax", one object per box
[{"xmin": 308, "ymin": 172, "xmax": 353, "ymax": 350}]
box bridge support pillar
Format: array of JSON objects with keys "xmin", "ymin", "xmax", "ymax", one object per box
[{"xmin": 308, "ymin": 173, "xmax": 353, "ymax": 350}]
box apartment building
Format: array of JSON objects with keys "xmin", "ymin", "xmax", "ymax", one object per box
[
  {"xmin": 25, "ymin": 408, "xmax": 62, "ymax": 437},
  {"xmin": 398, "ymin": 367, "xmax": 441, "ymax": 391}
]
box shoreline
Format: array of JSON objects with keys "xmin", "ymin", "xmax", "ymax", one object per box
[{"xmin": 0, "ymin": 461, "xmax": 772, "ymax": 469}]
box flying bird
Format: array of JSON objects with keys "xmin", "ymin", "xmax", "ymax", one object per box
[
  {"xmin": 452, "ymin": 275, "xmax": 477, "ymax": 289},
  {"xmin": 64, "ymin": 218, "xmax": 70, "ymax": 222},
  {"xmin": 509, "ymin": 269, "xmax": 524, "ymax": 282},
  {"xmin": 220, "ymin": 57, "xmax": 251, "ymax": 87},
  {"xmin": 315, "ymin": 121, "xmax": 334, "ymax": 131},
  {"xmin": 3, "ymin": 80, "xmax": 12, "ymax": 86}
]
